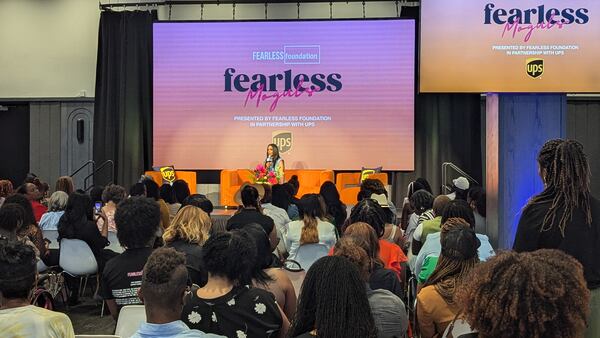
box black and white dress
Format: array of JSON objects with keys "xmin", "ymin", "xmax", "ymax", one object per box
[{"xmin": 182, "ymin": 285, "xmax": 283, "ymax": 338}]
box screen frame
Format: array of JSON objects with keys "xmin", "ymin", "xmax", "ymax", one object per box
[
  {"xmin": 418, "ymin": 0, "xmax": 600, "ymax": 94},
  {"xmin": 152, "ymin": 18, "xmax": 417, "ymax": 171}
]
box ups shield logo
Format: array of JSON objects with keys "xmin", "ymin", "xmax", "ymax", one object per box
[
  {"xmin": 526, "ymin": 58, "xmax": 544, "ymax": 79},
  {"xmin": 160, "ymin": 166, "xmax": 176, "ymax": 183},
  {"xmin": 272, "ymin": 130, "xmax": 292, "ymax": 154}
]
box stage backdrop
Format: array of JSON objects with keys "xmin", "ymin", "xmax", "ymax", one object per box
[
  {"xmin": 153, "ymin": 20, "xmax": 415, "ymax": 170},
  {"xmin": 420, "ymin": 0, "xmax": 600, "ymax": 93}
]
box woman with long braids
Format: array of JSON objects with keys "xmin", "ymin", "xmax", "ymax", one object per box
[
  {"xmin": 514, "ymin": 139, "xmax": 600, "ymax": 337},
  {"xmin": 289, "ymin": 256, "xmax": 377, "ymax": 338},
  {"xmin": 416, "ymin": 218, "xmax": 480, "ymax": 338}
]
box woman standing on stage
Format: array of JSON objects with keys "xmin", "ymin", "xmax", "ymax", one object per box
[{"xmin": 266, "ymin": 143, "xmax": 285, "ymax": 184}]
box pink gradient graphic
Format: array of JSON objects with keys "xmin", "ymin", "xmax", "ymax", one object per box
[{"xmin": 153, "ymin": 20, "xmax": 415, "ymax": 170}]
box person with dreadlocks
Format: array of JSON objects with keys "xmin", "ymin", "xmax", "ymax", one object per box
[
  {"xmin": 513, "ymin": 139, "xmax": 600, "ymax": 338},
  {"xmin": 289, "ymin": 256, "xmax": 378, "ymax": 338},
  {"xmin": 416, "ymin": 218, "xmax": 480, "ymax": 338},
  {"xmin": 333, "ymin": 237, "xmax": 408, "ymax": 337},
  {"xmin": 452, "ymin": 249, "xmax": 590, "ymax": 338}
]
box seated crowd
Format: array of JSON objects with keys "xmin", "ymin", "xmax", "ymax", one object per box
[{"xmin": 0, "ymin": 139, "xmax": 599, "ymax": 338}]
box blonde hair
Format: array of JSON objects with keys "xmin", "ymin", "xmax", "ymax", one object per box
[{"xmin": 163, "ymin": 205, "xmax": 212, "ymax": 245}]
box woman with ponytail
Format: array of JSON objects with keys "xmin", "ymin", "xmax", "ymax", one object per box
[
  {"xmin": 514, "ymin": 139, "xmax": 600, "ymax": 338},
  {"xmin": 284, "ymin": 194, "xmax": 337, "ymax": 262}
]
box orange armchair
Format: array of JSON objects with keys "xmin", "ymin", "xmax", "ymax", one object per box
[
  {"xmin": 144, "ymin": 171, "xmax": 197, "ymax": 194},
  {"xmin": 336, "ymin": 172, "xmax": 388, "ymax": 205},
  {"xmin": 285, "ymin": 170, "xmax": 334, "ymax": 198},
  {"xmin": 220, "ymin": 169, "xmax": 253, "ymax": 207}
]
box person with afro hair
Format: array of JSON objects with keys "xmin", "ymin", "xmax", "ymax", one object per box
[{"xmin": 451, "ymin": 249, "xmax": 590, "ymax": 338}]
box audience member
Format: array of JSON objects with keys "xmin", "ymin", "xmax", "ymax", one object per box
[
  {"xmin": 349, "ymin": 198, "xmax": 407, "ymax": 277},
  {"xmin": 415, "ymin": 177, "xmax": 433, "ymax": 195},
  {"xmin": 454, "ymin": 249, "xmax": 590, "ymax": 338},
  {"xmin": 143, "ymin": 179, "xmax": 171, "ymax": 229},
  {"xmin": 358, "ymin": 178, "xmax": 397, "ymax": 221},
  {"xmin": 344, "ymin": 222, "xmax": 404, "ymax": 299},
  {"xmin": 226, "ymin": 184, "xmax": 278, "ymax": 249},
  {"xmin": 173, "ymin": 179, "xmax": 191, "ymax": 204},
  {"xmin": 446, "ymin": 177, "xmax": 469, "ymax": 201},
  {"xmin": 319, "ymin": 181, "xmax": 347, "ymax": 233},
  {"xmin": 404, "ymin": 189, "xmax": 434, "ymax": 248},
  {"xmin": 287, "ymin": 175, "xmax": 300, "ymax": 199},
  {"xmin": 163, "ymin": 205, "xmax": 211, "ymax": 287},
  {"xmin": 289, "ymin": 256, "xmax": 377, "ymax": 338},
  {"xmin": 98, "ymin": 184, "xmax": 127, "ymax": 232},
  {"xmin": 0, "ymin": 239, "xmax": 75, "ymax": 337},
  {"xmin": 130, "ymin": 182, "xmax": 147, "ymax": 197},
  {"xmin": 132, "ymin": 247, "xmax": 223, "ymax": 338},
  {"xmin": 239, "ymin": 223, "xmax": 297, "ymax": 319},
  {"xmin": 0, "ymin": 179, "xmax": 14, "ymax": 208},
  {"xmin": 55, "ymin": 176, "xmax": 75, "ymax": 195},
  {"xmin": 58, "ymin": 192, "xmax": 115, "ymax": 304},
  {"xmin": 370, "ymin": 193, "xmax": 404, "ymax": 248},
  {"xmin": 0, "ymin": 203, "xmax": 24, "ymax": 241},
  {"xmin": 4, "ymin": 194, "xmax": 46, "ymax": 260},
  {"xmin": 161, "ymin": 183, "xmax": 182, "ymax": 221},
  {"xmin": 400, "ymin": 180, "xmax": 427, "ymax": 230},
  {"xmin": 414, "ymin": 200, "xmax": 494, "ymax": 282},
  {"xmin": 89, "ymin": 185, "xmax": 105, "ymax": 205},
  {"xmin": 272, "ymin": 184, "xmax": 299, "ymax": 220},
  {"xmin": 181, "ymin": 194, "xmax": 214, "ymax": 217},
  {"xmin": 285, "ymin": 194, "xmax": 337, "ymax": 262},
  {"xmin": 182, "ymin": 232, "xmax": 286, "ymax": 337},
  {"xmin": 102, "ymin": 197, "xmax": 160, "ymax": 320},
  {"xmin": 412, "ymin": 195, "xmax": 451, "ymax": 255},
  {"xmin": 260, "ymin": 184, "xmax": 291, "ymax": 256},
  {"xmin": 16, "ymin": 182, "xmax": 47, "ymax": 222},
  {"xmin": 333, "ymin": 237, "xmax": 408, "ymax": 337},
  {"xmin": 417, "ymin": 220, "xmax": 480, "ymax": 338},
  {"xmin": 39, "ymin": 191, "xmax": 68, "ymax": 230},
  {"xmin": 513, "ymin": 139, "xmax": 600, "ymax": 337},
  {"xmin": 466, "ymin": 186, "xmax": 486, "ymax": 235}
]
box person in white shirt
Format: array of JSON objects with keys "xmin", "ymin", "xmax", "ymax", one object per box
[
  {"xmin": 0, "ymin": 239, "xmax": 75, "ymax": 338},
  {"xmin": 285, "ymin": 194, "xmax": 337, "ymax": 262},
  {"xmin": 260, "ymin": 185, "xmax": 291, "ymax": 256}
]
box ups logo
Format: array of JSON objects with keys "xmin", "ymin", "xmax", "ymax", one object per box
[
  {"xmin": 526, "ymin": 58, "xmax": 544, "ymax": 79},
  {"xmin": 272, "ymin": 130, "xmax": 292, "ymax": 153},
  {"xmin": 160, "ymin": 166, "xmax": 176, "ymax": 183}
]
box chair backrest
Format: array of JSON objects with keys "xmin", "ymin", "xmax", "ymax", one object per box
[
  {"xmin": 106, "ymin": 231, "xmax": 124, "ymax": 254},
  {"xmin": 59, "ymin": 239, "xmax": 98, "ymax": 276},
  {"xmin": 115, "ymin": 305, "xmax": 146, "ymax": 338},
  {"xmin": 75, "ymin": 335, "xmax": 121, "ymax": 338},
  {"xmin": 294, "ymin": 243, "xmax": 329, "ymax": 271},
  {"xmin": 43, "ymin": 230, "xmax": 60, "ymax": 250}
]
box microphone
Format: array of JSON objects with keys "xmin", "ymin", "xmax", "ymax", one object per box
[{"xmin": 266, "ymin": 156, "xmax": 273, "ymax": 163}]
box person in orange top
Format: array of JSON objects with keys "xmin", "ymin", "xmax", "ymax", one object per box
[{"xmin": 330, "ymin": 198, "xmax": 407, "ymax": 277}]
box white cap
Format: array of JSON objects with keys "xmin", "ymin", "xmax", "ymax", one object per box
[{"xmin": 453, "ymin": 177, "xmax": 470, "ymax": 190}]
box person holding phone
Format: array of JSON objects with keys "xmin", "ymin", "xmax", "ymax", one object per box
[{"xmin": 265, "ymin": 143, "xmax": 285, "ymax": 184}]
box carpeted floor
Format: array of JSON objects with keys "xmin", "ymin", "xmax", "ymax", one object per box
[{"xmin": 63, "ymin": 298, "xmax": 116, "ymax": 335}]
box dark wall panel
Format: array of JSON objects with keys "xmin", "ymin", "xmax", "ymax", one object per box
[
  {"xmin": 0, "ymin": 103, "xmax": 29, "ymax": 186},
  {"xmin": 567, "ymin": 100, "xmax": 600, "ymax": 197}
]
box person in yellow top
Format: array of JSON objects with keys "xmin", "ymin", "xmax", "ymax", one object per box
[{"xmin": 0, "ymin": 239, "xmax": 75, "ymax": 338}]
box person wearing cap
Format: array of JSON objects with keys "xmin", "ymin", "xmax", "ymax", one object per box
[
  {"xmin": 416, "ymin": 218, "xmax": 480, "ymax": 338},
  {"xmin": 446, "ymin": 177, "xmax": 470, "ymax": 201},
  {"xmin": 226, "ymin": 184, "xmax": 278, "ymax": 251}
]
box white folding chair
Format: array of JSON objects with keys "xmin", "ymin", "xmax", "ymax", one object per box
[
  {"xmin": 37, "ymin": 259, "xmax": 48, "ymax": 273},
  {"xmin": 293, "ymin": 243, "xmax": 329, "ymax": 271},
  {"xmin": 43, "ymin": 229, "xmax": 60, "ymax": 250},
  {"xmin": 115, "ymin": 305, "xmax": 146, "ymax": 338},
  {"xmin": 75, "ymin": 335, "xmax": 121, "ymax": 338},
  {"xmin": 59, "ymin": 239, "xmax": 99, "ymax": 298},
  {"xmin": 106, "ymin": 231, "xmax": 124, "ymax": 253}
]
